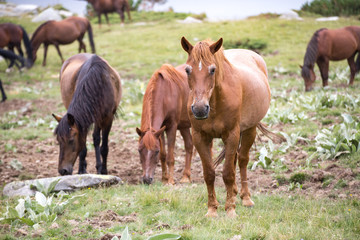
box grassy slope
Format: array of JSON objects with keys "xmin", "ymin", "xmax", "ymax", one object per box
[{"xmin": 1, "ymin": 13, "xmax": 360, "ymax": 239}]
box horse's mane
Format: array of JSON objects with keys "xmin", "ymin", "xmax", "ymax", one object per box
[
  {"xmin": 55, "ymin": 55, "xmax": 114, "ymax": 141},
  {"xmin": 31, "ymin": 21, "xmax": 54, "ymax": 41},
  {"xmin": 302, "ymin": 28, "xmax": 327, "ymax": 78},
  {"xmin": 189, "ymin": 39, "xmax": 230, "ymax": 84},
  {"xmin": 140, "ymin": 64, "xmax": 183, "ymax": 149}
]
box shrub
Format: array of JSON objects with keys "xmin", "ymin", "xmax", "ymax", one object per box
[
  {"xmin": 290, "ymin": 172, "xmax": 309, "ymax": 184},
  {"xmin": 301, "ymin": 0, "xmax": 360, "ymax": 16},
  {"xmin": 223, "ymin": 38, "xmax": 267, "ymax": 53}
]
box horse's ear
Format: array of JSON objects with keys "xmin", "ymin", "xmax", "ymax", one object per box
[
  {"xmin": 299, "ymin": 65, "xmax": 303, "ymax": 69},
  {"xmin": 155, "ymin": 126, "xmax": 166, "ymax": 138},
  {"xmin": 210, "ymin": 38, "xmax": 223, "ymax": 54},
  {"xmin": 181, "ymin": 36, "xmax": 193, "ymax": 54},
  {"xmin": 52, "ymin": 113, "xmax": 62, "ymax": 123},
  {"xmin": 136, "ymin": 127, "xmax": 144, "ymax": 137},
  {"xmin": 67, "ymin": 113, "xmax": 75, "ymax": 127}
]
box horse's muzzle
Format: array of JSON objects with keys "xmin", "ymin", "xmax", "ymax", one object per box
[
  {"xmin": 59, "ymin": 166, "xmax": 73, "ymax": 176},
  {"xmin": 143, "ymin": 177, "xmax": 153, "ymax": 185},
  {"xmin": 191, "ymin": 104, "xmax": 210, "ymax": 120}
]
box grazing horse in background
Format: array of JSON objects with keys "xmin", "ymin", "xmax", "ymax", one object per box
[
  {"xmin": 86, "ymin": 0, "xmax": 131, "ymax": 26},
  {"xmin": 181, "ymin": 37, "xmax": 275, "ymax": 217},
  {"xmin": 0, "ymin": 23, "xmax": 33, "ymax": 69},
  {"xmin": 301, "ymin": 26, "xmax": 360, "ymax": 91},
  {"xmin": 31, "ymin": 16, "xmax": 96, "ymax": 66},
  {"xmin": 52, "ymin": 53, "xmax": 121, "ymax": 175},
  {"xmin": 136, "ymin": 64, "xmax": 193, "ymax": 185}
]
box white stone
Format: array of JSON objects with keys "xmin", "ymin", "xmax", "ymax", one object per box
[
  {"xmin": 279, "ymin": 10, "xmax": 303, "ymax": 20},
  {"xmin": 177, "ymin": 16, "xmax": 202, "ymax": 24},
  {"xmin": 32, "ymin": 7, "xmax": 62, "ymax": 22},
  {"xmin": 316, "ymin": 16, "xmax": 339, "ymax": 22}
]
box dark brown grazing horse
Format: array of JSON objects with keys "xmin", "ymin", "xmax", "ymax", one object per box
[
  {"xmin": 181, "ymin": 37, "xmax": 276, "ymax": 217},
  {"xmin": 136, "ymin": 64, "xmax": 193, "ymax": 185},
  {"xmin": 53, "ymin": 53, "xmax": 121, "ymax": 175},
  {"xmin": 87, "ymin": 0, "xmax": 131, "ymax": 26},
  {"xmin": 0, "ymin": 23, "xmax": 33, "ymax": 68},
  {"xmin": 31, "ymin": 16, "xmax": 95, "ymax": 66},
  {"xmin": 301, "ymin": 26, "xmax": 360, "ymax": 91}
]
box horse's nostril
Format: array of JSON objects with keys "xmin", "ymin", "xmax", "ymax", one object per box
[
  {"xmin": 205, "ymin": 105, "xmax": 210, "ymax": 113},
  {"xmin": 59, "ymin": 169, "xmax": 68, "ymax": 175},
  {"xmin": 191, "ymin": 105, "xmax": 195, "ymax": 113},
  {"xmin": 143, "ymin": 177, "xmax": 153, "ymax": 185}
]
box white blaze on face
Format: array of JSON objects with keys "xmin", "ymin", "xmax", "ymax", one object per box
[{"xmin": 199, "ymin": 61, "xmax": 202, "ymax": 71}]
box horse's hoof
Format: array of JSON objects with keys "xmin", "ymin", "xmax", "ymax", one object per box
[
  {"xmin": 5, "ymin": 68, "xmax": 13, "ymax": 73},
  {"xmin": 242, "ymin": 198, "xmax": 255, "ymax": 207},
  {"xmin": 226, "ymin": 209, "xmax": 237, "ymax": 218},
  {"xmin": 205, "ymin": 209, "xmax": 218, "ymax": 218},
  {"xmin": 180, "ymin": 176, "xmax": 191, "ymax": 183},
  {"xmin": 100, "ymin": 169, "xmax": 108, "ymax": 175}
]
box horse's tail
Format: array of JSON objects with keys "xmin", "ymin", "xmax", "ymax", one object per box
[
  {"xmin": 213, "ymin": 122, "xmax": 285, "ymax": 168},
  {"xmin": 87, "ymin": 22, "xmax": 96, "ymax": 53},
  {"xmin": 355, "ymin": 51, "xmax": 360, "ymax": 74},
  {"xmin": 19, "ymin": 25, "xmax": 33, "ymax": 68}
]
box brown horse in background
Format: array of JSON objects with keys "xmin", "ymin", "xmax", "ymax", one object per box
[
  {"xmin": 53, "ymin": 53, "xmax": 121, "ymax": 175},
  {"xmin": 0, "ymin": 23, "xmax": 33, "ymax": 68},
  {"xmin": 87, "ymin": 0, "xmax": 131, "ymax": 26},
  {"xmin": 181, "ymin": 37, "xmax": 275, "ymax": 217},
  {"xmin": 31, "ymin": 16, "xmax": 95, "ymax": 66},
  {"xmin": 301, "ymin": 26, "xmax": 360, "ymax": 91},
  {"xmin": 136, "ymin": 64, "xmax": 193, "ymax": 185}
]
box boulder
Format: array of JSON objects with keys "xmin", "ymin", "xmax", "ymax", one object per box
[
  {"xmin": 279, "ymin": 10, "xmax": 303, "ymax": 20},
  {"xmin": 3, "ymin": 174, "xmax": 123, "ymax": 197},
  {"xmin": 32, "ymin": 7, "xmax": 62, "ymax": 22},
  {"xmin": 177, "ymin": 16, "xmax": 202, "ymax": 24},
  {"xmin": 316, "ymin": 16, "xmax": 339, "ymax": 22}
]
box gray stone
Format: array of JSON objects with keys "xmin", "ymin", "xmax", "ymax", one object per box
[
  {"xmin": 279, "ymin": 10, "xmax": 303, "ymax": 20},
  {"xmin": 2, "ymin": 174, "xmax": 122, "ymax": 197},
  {"xmin": 32, "ymin": 7, "xmax": 62, "ymax": 22}
]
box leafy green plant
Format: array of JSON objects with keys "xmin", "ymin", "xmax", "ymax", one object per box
[
  {"xmin": 223, "ymin": 38, "xmax": 267, "ymax": 52},
  {"xmin": 251, "ymin": 140, "xmax": 285, "ymax": 170},
  {"xmin": 288, "ymin": 182, "xmax": 303, "ymax": 191},
  {"xmin": 112, "ymin": 226, "xmax": 181, "ymax": 240},
  {"xmin": 30, "ymin": 179, "xmax": 61, "ymax": 197},
  {"xmin": 290, "ymin": 173, "xmax": 309, "ymax": 184}
]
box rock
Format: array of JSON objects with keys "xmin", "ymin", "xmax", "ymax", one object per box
[
  {"xmin": 15, "ymin": 4, "xmax": 38, "ymax": 14},
  {"xmin": 32, "ymin": 7, "xmax": 62, "ymax": 22},
  {"xmin": 59, "ymin": 10, "xmax": 74, "ymax": 18},
  {"xmin": 2, "ymin": 174, "xmax": 122, "ymax": 197},
  {"xmin": 279, "ymin": 11, "xmax": 303, "ymax": 20},
  {"xmin": 316, "ymin": 16, "xmax": 339, "ymax": 22},
  {"xmin": 177, "ymin": 16, "xmax": 202, "ymax": 24}
]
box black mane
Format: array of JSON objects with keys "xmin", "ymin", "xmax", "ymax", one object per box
[
  {"xmin": 55, "ymin": 55, "xmax": 115, "ymax": 141},
  {"xmin": 31, "ymin": 21, "xmax": 54, "ymax": 42},
  {"xmin": 302, "ymin": 28, "xmax": 327, "ymax": 78}
]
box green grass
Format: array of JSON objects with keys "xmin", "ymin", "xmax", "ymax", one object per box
[{"xmin": 1, "ymin": 184, "xmax": 359, "ymax": 240}]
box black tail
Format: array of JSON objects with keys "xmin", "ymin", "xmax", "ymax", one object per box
[
  {"xmin": 19, "ymin": 25, "xmax": 33, "ymax": 68},
  {"xmin": 356, "ymin": 51, "xmax": 360, "ymax": 74},
  {"xmin": 0, "ymin": 79, "xmax": 7, "ymax": 102},
  {"xmin": 87, "ymin": 22, "xmax": 96, "ymax": 53},
  {"xmin": 0, "ymin": 48, "xmax": 25, "ymax": 71},
  {"xmin": 213, "ymin": 122, "xmax": 285, "ymax": 168}
]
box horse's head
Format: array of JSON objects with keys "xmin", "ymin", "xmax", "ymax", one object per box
[
  {"xmin": 136, "ymin": 126, "xmax": 166, "ymax": 184},
  {"xmin": 53, "ymin": 113, "xmax": 83, "ymax": 175},
  {"xmin": 300, "ymin": 64, "xmax": 315, "ymax": 92},
  {"xmin": 181, "ymin": 37, "xmax": 223, "ymax": 120}
]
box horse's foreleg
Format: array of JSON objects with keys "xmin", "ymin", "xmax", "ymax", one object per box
[
  {"xmin": 118, "ymin": 10, "xmax": 125, "ymax": 25},
  {"xmin": 179, "ymin": 128, "xmax": 193, "ymax": 183},
  {"xmin": 0, "ymin": 80, "xmax": 7, "ymax": 102},
  {"xmin": 54, "ymin": 43, "xmax": 64, "ymax": 63},
  {"xmin": 93, "ymin": 125, "xmax": 102, "ymax": 174},
  {"xmin": 222, "ymin": 126, "xmax": 240, "ymax": 217},
  {"xmin": 98, "ymin": 13, "xmax": 102, "ymax": 28},
  {"xmin": 317, "ymin": 58, "xmax": 329, "ymax": 87},
  {"xmin": 159, "ymin": 133, "xmax": 168, "ymax": 184},
  {"xmin": 193, "ymin": 131, "xmax": 218, "ymax": 217},
  {"xmin": 238, "ymin": 126, "xmax": 256, "ymax": 208},
  {"xmin": 78, "ymin": 147, "xmax": 88, "ymax": 174},
  {"xmin": 78, "ymin": 39, "xmax": 86, "ymax": 53},
  {"xmin": 165, "ymin": 125, "xmax": 177, "ymax": 185},
  {"xmin": 42, "ymin": 43, "xmax": 48, "ymax": 66},
  {"xmin": 347, "ymin": 53, "xmax": 356, "ymax": 85},
  {"xmin": 105, "ymin": 13, "xmax": 110, "ymax": 26},
  {"xmin": 99, "ymin": 121, "xmax": 113, "ymax": 175}
]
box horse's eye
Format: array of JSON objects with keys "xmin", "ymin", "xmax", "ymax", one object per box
[
  {"xmin": 209, "ymin": 66, "xmax": 216, "ymax": 75},
  {"xmin": 185, "ymin": 66, "xmax": 192, "ymax": 76},
  {"xmin": 69, "ymin": 139, "xmax": 74, "ymax": 144}
]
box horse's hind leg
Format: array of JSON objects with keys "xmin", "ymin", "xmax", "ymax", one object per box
[
  {"xmin": 160, "ymin": 133, "xmax": 169, "ymax": 184},
  {"xmin": 54, "ymin": 43, "xmax": 64, "ymax": 63},
  {"xmin": 118, "ymin": 10, "xmax": 125, "ymax": 25},
  {"xmin": 0, "ymin": 79, "xmax": 7, "ymax": 102},
  {"xmin": 93, "ymin": 125, "xmax": 102, "ymax": 174},
  {"xmin": 78, "ymin": 38, "xmax": 86, "ymax": 53},
  {"xmin": 99, "ymin": 121, "xmax": 114, "ymax": 174},
  {"xmin": 317, "ymin": 58, "xmax": 329, "ymax": 87},
  {"xmin": 42, "ymin": 43, "xmax": 49, "ymax": 66},
  {"xmin": 238, "ymin": 126, "xmax": 257, "ymax": 208},
  {"xmin": 179, "ymin": 128, "xmax": 193, "ymax": 183},
  {"xmin": 347, "ymin": 53, "xmax": 356, "ymax": 85},
  {"xmin": 78, "ymin": 147, "xmax": 88, "ymax": 174},
  {"xmin": 165, "ymin": 125, "xmax": 178, "ymax": 185}
]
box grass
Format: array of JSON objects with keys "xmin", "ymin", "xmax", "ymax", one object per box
[{"xmin": 1, "ymin": 10, "xmax": 360, "ymax": 240}]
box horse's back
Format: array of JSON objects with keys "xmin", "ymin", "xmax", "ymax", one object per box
[{"xmin": 224, "ymin": 49, "xmax": 271, "ymax": 130}]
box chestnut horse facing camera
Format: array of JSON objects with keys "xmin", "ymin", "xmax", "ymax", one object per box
[
  {"xmin": 87, "ymin": 0, "xmax": 131, "ymax": 26},
  {"xmin": 301, "ymin": 26, "xmax": 360, "ymax": 91},
  {"xmin": 0, "ymin": 23, "xmax": 33, "ymax": 68},
  {"xmin": 31, "ymin": 16, "xmax": 95, "ymax": 66},
  {"xmin": 136, "ymin": 64, "xmax": 193, "ymax": 185},
  {"xmin": 53, "ymin": 53, "xmax": 121, "ymax": 176},
  {"xmin": 181, "ymin": 37, "xmax": 277, "ymax": 217}
]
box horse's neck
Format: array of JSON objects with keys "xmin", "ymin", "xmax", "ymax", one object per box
[{"xmin": 31, "ymin": 31, "xmax": 44, "ymax": 53}]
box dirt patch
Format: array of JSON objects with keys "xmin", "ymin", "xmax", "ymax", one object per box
[{"xmin": 1, "ymin": 98, "xmax": 360, "ymax": 201}]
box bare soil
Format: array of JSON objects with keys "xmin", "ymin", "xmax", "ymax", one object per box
[{"xmin": 1, "ymin": 98, "xmax": 359, "ymax": 200}]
